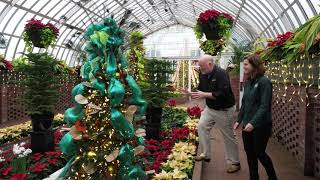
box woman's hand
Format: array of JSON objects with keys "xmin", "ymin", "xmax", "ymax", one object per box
[
  {"xmin": 243, "ymin": 123, "xmax": 254, "ymax": 132},
  {"xmin": 233, "ymin": 122, "xmax": 240, "ymax": 130}
]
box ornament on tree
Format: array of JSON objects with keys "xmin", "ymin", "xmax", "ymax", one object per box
[{"xmin": 58, "ymin": 18, "xmax": 147, "ymax": 179}]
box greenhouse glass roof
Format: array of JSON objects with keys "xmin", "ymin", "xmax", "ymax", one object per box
[{"xmin": 0, "ymin": 0, "xmax": 319, "ymax": 65}]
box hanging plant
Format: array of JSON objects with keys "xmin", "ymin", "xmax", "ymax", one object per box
[
  {"xmin": 261, "ymin": 32, "xmax": 294, "ymax": 61},
  {"xmin": 193, "ymin": 9, "xmax": 234, "ymax": 55},
  {"xmin": 22, "ymin": 18, "xmax": 59, "ymax": 51},
  {"xmin": 283, "ymin": 15, "xmax": 320, "ymax": 64},
  {"xmin": 0, "ymin": 54, "xmax": 13, "ymax": 71},
  {"xmin": 199, "ymin": 39, "xmax": 225, "ymax": 56},
  {"xmin": 193, "ymin": 10, "xmax": 234, "ymax": 40}
]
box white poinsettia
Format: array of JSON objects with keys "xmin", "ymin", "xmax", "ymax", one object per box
[
  {"xmin": 152, "ymin": 170, "xmax": 172, "ymax": 180},
  {"xmin": 12, "ymin": 142, "xmax": 32, "ymax": 157},
  {"xmin": 172, "ymin": 168, "xmax": 188, "ymax": 179}
]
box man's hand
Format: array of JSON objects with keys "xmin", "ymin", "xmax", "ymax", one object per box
[
  {"xmin": 243, "ymin": 123, "xmax": 254, "ymax": 132},
  {"xmin": 180, "ymin": 88, "xmax": 192, "ymax": 96},
  {"xmin": 191, "ymin": 90, "xmax": 205, "ymax": 99},
  {"xmin": 233, "ymin": 122, "xmax": 240, "ymax": 130}
]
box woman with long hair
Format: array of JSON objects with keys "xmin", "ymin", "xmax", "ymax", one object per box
[{"xmin": 233, "ymin": 54, "xmax": 278, "ymax": 180}]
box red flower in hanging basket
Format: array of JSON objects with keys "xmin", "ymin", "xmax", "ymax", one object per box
[
  {"xmin": 23, "ymin": 18, "xmax": 60, "ymax": 49},
  {"xmin": 267, "ymin": 32, "xmax": 294, "ymax": 48}
]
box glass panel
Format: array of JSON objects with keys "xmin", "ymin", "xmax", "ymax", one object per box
[
  {"xmin": 13, "ymin": 12, "xmax": 34, "ymax": 36},
  {"xmin": 20, "ymin": 0, "xmax": 36, "ymax": 9},
  {"xmin": 14, "ymin": 40, "xmax": 26, "ymax": 59},
  {"xmin": 39, "ymin": 0, "xmax": 58, "ymax": 14},
  {"xmin": 277, "ymin": 19, "xmax": 287, "ymax": 32},
  {"xmin": 286, "ymin": 9, "xmax": 300, "ymax": 28},
  {"xmin": 277, "ymin": 0, "xmax": 289, "ymax": 8},
  {"xmin": 246, "ymin": 1, "xmax": 272, "ymax": 25},
  {"xmin": 47, "ymin": 1, "xmax": 65, "ymax": 17},
  {"xmin": 310, "ymin": 0, "xmax": 320, "ymax": 13},
  {"xmin": 260, "ymin": 1, "xmax": 279, "ymax": 17},
  {"xmin": 4, "ymin": 8, "xmax": 21, "ymax": 34},
  {"xmin": 299, "ymin": 0, "xmax": 316, "ymax": 18},
  {"xmin": 54, "ymin": 3, "xmax": 75, "ymax": 21},
  {"xmin": 144, "ymin": 25, "xmax": 200, "ymax": 57},
  {"xmin": 5, "ymin": 37, "xmax": 19, "ymax": 60},
  {"xmin": 292, "ymin": 3, "xmax": 307, "ymax": 24},
  {"xmin": 31, "ymin": 0, "xmax": 50, "ymax": 12},
  {"xmin": 0, "ymin": 2, "xmax": 7, "ymax": 13},
  {"xmin": 0, "ymin": 6, "xmax": 17, "ymax": 32}
]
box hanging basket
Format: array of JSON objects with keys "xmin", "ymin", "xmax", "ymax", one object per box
[
  {"xmin": 203, "ymin": 28, "xmax": 221, "ymax": 40},
  {"xmin": 29, "ymin": 30, "xmax": 45, "ymax": 48}
]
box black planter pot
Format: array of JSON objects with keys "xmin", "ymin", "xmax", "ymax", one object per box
[
  {"xmin": 146, "ymin": 107, "xmax": 163, "ymax": 124},
  {"xmin": 30, "ymin": 112, "xmax": 54, "ymax": 131},
  {"xmin": 30, "ymin": 112, "xmax": 55, "ymax": 153},
  {"xmin": 29, "ymin": 30, "xmax": 45, "ymax": 48},
  {"xmin": 146, "ymin": 123, "xmax": 161, "ymax": 140},
  {"xmin": 30, "ymin": 130, "xmax": 54, "ymax": 153},
  {"xmin": 202, "ymin": 23, "xmax": 221, "ymax": 40},
  {"xmin": 146, "ymin": 107, "xmax": 163, "ymax": 139}
]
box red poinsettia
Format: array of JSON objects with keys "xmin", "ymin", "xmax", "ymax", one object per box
[
  {"xmin": 32, "ymin": 163, "xmax": 47, "ymax": 173},
  {"xmin": 267, "ymin": 32, "xmax": 294, "ymax": 48},
  {"xmin": 32, "ymin": 153, "xmax": 43, "ymax": 161},
  {"xmin": 10, "ymin": 173, "xmax": 26, "ymax": 180},
  {"xmin": 47, "ymin": 158, "xmax": 59, "ymax": 165},
  {"xmin": 145, "ymin": 145, "xmax": 159, "ymax": 151},
  {"xmin": 0, "ymin": 166, "xmax": 12, "ymax": 176},
  {"xmin": 167, "ymin": 99, "xmax": 177, "ymax": 107},
  {"xmin": 171, "ymin": 127, "xmax": 190, "ymax": 141},
  {"xmin": 187, "ymin": 106, "xmax": 202, "ymax": 118},
  {"xmin": 24, "ymin": 18, "xmax": 59, "ymax": 37},
  {"xmin": 198, "ymin": 10, "xmax": 234, "ymax": 24}
]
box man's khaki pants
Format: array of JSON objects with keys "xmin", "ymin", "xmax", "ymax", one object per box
[{"xmin": 197, "ymin": 105, "xmax": 240, "ymax": 165}]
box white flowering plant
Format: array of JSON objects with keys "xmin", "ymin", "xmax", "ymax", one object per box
[{"xmin": 10, "ymin": 142, "xmax": 32, "ymax": 174}]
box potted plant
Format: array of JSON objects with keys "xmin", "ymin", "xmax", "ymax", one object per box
[
  {"xmin": 284, "ymin": 15, "xmax": 320, "ymax": 64},
  {"xmin": 0, "ymin": 54, "xmax": 13, "ymax": 71},
  {"xmin": 22, "ymin": 18, "xmax": 59, "ymax": 51},
  {"xmin": 19, "ymin": 53, "xmax": 60, "ymax": 152},
  {"xmin": 261, "ymin": 32, "xmax": 294, "ymax": 62},
  {"xmin": 193, "ymin": 9, "xmax": 234, "ymax": 56},
  {"xmin": 141, "ymin": 58, "xmax": 175, "ymax": 139}
]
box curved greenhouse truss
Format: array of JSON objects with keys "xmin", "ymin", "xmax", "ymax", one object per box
[{"xmin": 0, "ymin": 0, "xmax": 319, "ymax": 66}]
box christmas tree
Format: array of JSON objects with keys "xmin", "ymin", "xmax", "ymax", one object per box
[{"xmin": 58, "ymin": 18, "xmax": 147, "ymax": 179}]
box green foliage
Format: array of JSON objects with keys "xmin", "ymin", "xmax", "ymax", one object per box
[
  {"xmin": 129, "ymin": 31, "xmax": 144, "ymax": 46},
  {"xmin": 246, "ymin": 36, "xmax": 268, "ymax": 56},
  {"xmin": 229, "ymin": 42, "xmax": 251, "ymax": 73},
  {"xmin": 193, "ymin": 23, "xmax": 203, "ymax": 39},
  {"xmin": 126, "ymin": 31, "xmax": 146, "ymax": 84},
  {"xmin": 217, "ymin": 16, "xmax": 233, "ymax": 38},
  {"xmin": 12, "ymin": 56, "xmax": 29, "ymax": 72},
  {"xmin": 200, "ymin": 40, "xmax": 224, "ymax": 56},
  {"xmin": 20, "ymin": 53, "xmax": 60, "ymax": 115},
  {"xmin": 284, "ymin": 15, "xmax": 320, "ymax": 64},
  {"xmin": 141, "ymin": 58, "xmax": 175, "ymax": 108},
  {"xmin": 161, "ymin": 106, "xmax": 188, "ymax": 131}
]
